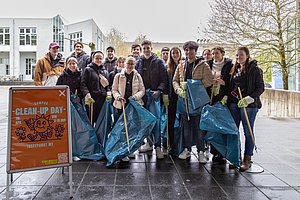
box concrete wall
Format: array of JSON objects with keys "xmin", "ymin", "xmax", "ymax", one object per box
[{"xmin": 259, "ymin": 88, "xmax": 300, "ymax": 118}]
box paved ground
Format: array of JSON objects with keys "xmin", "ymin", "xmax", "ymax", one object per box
[{"xmin": 1, "ymin": 86, "xmax": 300, "ymax": 200}]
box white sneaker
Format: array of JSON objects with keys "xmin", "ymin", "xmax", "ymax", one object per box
[
  {"xmin": 121, "ymin": 156, "xmax": 130, "ymax": 162},
  {"xmin": 205, "ymin": 149, "xmax": 210, "ymax": 160},
  {"xmin": 156, "ymin": 147, "xmax": 164, "ymax": 159},
  {"xmin": 178, "ymin": 148, "xmax": 191, "ymax": 160},
  {"xmin": 138, "ymin": 143, "xmax": 153, "ymax": 153},
  {"xmin": 162, "ymin": 147, "xmax": 169, "ymax": 155},
  {"xmin": 198, "ymin": 151, "xmax": 207, "ymax": 164}
]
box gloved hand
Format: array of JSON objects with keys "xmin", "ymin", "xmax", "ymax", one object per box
[
  {"xmin": 177, "ymin": 88, "xmax": 186, "ymax": 98},
  {"xmin": 117, "ymin": 96, "xmax": 126, "ymax": 103},
  {"xmin": 84, "ymin": 93, "xmax": 95, "ymax": 105},
  {"xmin": 106, "ymin": 91, "xmax": 112, "ymax": 101},
  {"xmin": 163, "ymin": 94, "xmax": 169, "ymax": 106},
  {"xmin": 71, "ymin": 94, "xmax": 80, "ymax": 104},
  {"xmin": 152, "ymin": 90, "xmax": 161, "ymax": 99},
  {"xmin": 238, "ymin": 96, "xmax": 254, "ymax": 108},
  {"xmin": 212, "ymin": 84, "xmax": 220, "ymax": 96},
  {"xmin": 220, "ymin": 95, "xmax": 228, "ymax": 106},
  {"xmin": 181, "ymin": 81, "xmax": 187, "ymax": 90}
]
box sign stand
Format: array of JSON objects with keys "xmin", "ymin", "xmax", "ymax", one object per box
[
  {"xmin": 6, "ymin": 86, "xmax": 73, "ymax": 199},
  {"xmin": 6, "ymin": 174, "xmax": 9, "ymax": 200},
  {"xmin": 245, "ymin": 164, "xmax": 264, "ymax": 173},
  {"xmin": 69, "ymin": 165, "xmax": 73, "ymax": 199}
]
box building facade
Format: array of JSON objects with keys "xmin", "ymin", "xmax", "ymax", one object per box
[{"xmin": 0, "ymin": 15, "xmax": 105, "ymax": 81}]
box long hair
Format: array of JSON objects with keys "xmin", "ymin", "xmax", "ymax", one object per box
[
  {"xmin": 167, "ymin": 47, "xmax": 182, "ymax": 75},
  {"xmin": 230, "ymin": 46, "xmax": 251, "ymax": 75}
]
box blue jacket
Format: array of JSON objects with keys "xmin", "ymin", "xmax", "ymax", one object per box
[{"xmin": 135, "ymin": 54, "xmax": 167, "ymax": 93}]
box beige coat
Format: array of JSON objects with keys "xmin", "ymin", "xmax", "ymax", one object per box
[
  {"xmin": 173, "ymin": 59, "xmax": 212, "ymax": 94},
  {"xmin": 112, "ymin": 69, "xmax": 145, "ymax": 109}
]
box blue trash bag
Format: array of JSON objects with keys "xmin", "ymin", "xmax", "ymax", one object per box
[
  {"xmin": 145, "ymin": 89, "xmax": 161, "ymax": 144},
  {"xmin": 105, "ymin": 99, "xmax": 157, "ymax": 166},
  {"xmin": 160, "ymin": 105, "xmax": 167, "ymax": 146},
  {"xmin": 172, "ymin": 113, "xmax": 184, "ymax": 156},
  {"xmin": 177, "ymin": 79, "xmax": 210, "ymax": 116},
  {"xmin": 94, "ymin": 99, "xmax": 114, "ymax": 148},
  {"xmin": 70, "ymin": 102, "xmax": 105, "ymax": 160},
  {"xmin": 200, "ymin": 102, "xmax": 240, "ymax": 166}
]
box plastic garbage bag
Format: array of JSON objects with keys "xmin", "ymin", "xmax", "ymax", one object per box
[
  {"xmin": 145, "ymin": 89, "xmax": 161, "ymax": 144},
  {"xmin": 172, "ymin": 113, "xmax": 184, "ymax": 156},
  {"xmin": 70, "ymin": 102, "xmax": 105, "ymax": 160},
  {"xmin": 105, "ymin": 99, "xmax": 157, "ymax": 166},
  {"xmin": 94, "ymin": 99, "xmax": 114, "ymax": 147},
  {"xmin": 200, "ymin": 102, "xmax": 240, "ymax": 166},
  {"xmin": 160, "ymin": 105, "xmax": 167, "ymax": 146},
  {"xmin": 177, "ymin": 79, "xmax": 210, "ymax": 116}
]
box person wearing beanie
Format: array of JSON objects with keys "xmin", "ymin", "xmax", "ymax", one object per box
[{"xmin": 56, "ymin": 57, "xmax": 83, "ymax": 102}]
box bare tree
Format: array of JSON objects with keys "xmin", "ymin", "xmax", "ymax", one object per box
[
  {"xmin": 106, "ymin": 27, "xmax": 130, "ymax": 57},
  {"xmin": 204, "ymin": 0, "xmax": 299, "ymax": 90},
  {"xmin": 134, "ymin": 33, "xmax": 148, "ymax": 44}
]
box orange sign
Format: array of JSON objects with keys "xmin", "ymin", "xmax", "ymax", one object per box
[{"xmin": 8, "ymin": 86, "xmax": 71, "ymax": 173}]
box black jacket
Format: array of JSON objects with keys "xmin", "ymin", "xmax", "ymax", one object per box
[
  {"xmin": 70, "ymin": 51, "xmax": 90, "ymax": 71},
  {"xmin": 228, "ymin": 60, "xmax": 265, "ymax": 108},
  {"xmin": 80, "ymin": 62, "xmax": 109, "ymax": 98},
  {"xmin": 207, "ymin": 58, "xmax": 233, "ymax": 103},
  {"xmin": 103, "ymin": 57, "xmax": 117, "ymax": 73},
  {"xmin": 56, "ymin": 68, "xmax": 83, "ymax": 99},
  {"xmin": 109, "ymin": 67, "xmax": 122, "ymax": 89},
  {"xmin": 135, "ymin": 54, "xmax": 167, "ymax": 93}
]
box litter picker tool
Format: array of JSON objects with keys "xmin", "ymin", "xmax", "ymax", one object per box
[
  {"xmin": 122, "ymin": 100, "xmax": 130, "ymax": 153},
  {"xmin": 237, "ymin": 87, "xmax": 257, "ymax": 152}
]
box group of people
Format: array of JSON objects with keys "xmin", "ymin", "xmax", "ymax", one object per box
[{"xmin": 34, "ymin": 39, "xmax": 264, "ymax": 171}]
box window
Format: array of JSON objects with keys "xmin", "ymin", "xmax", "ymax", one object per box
[
  {"xmin": 6, "ymin": 65, "xmax": 10, "ymax": 75},
  {"xmin": 0, "ymin": 28, "xmax": 10, "ymax": 45},
  {"xmin": 19, "ymin": 28, "xmax": 37, "ymax": 46},
  {"xmin": 25, "ymin": 58, "xmax": 35, "ymax": 75},
  {"xmin": 2, "ymin": 58, "xmax": 10, "ymax": 75},
  {"xmin": 53, "ymin": 15, "xmax": 64, "ymax": 51},
  {"xmin": 69, "ymin": 31, "xmax": 83, "ymax": 52}
]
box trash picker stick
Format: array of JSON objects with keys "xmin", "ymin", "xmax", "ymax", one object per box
[
  {"xmin": 122, "ymin": 100, "xmax": 130, "ymax": 153},
  {"xmin": 90, "ymin": 102, "xmax": 94, "ymax": 126},
  {"xmin": 165, "ymin": 105, "xmax": 170, "ymax": 153},
  {"xmin": 237, "ymin": 87, "xmax": 256, "ymax": 150},
  {"xmin": 184, "ymin": 96, "xmax": 190, "ymax": 121},
  {"xmin": 210, "ymin": 72, "xmax": 216, "ymax": 105}
]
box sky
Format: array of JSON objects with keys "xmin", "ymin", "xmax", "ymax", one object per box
[{"xmin": 1, "ymin": 0, "xmax": 212, "ymax": 43}]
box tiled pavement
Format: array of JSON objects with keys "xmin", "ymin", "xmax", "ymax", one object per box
[{"xmin": 1, "ymin": 86, "xmax": 300, "ymax": 199}]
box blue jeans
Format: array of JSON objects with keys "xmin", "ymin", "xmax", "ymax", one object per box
[
  {"xmin": 229, "ymin": 103, "xmax": 258, "ymax": 156},
  {"xmin": 183, "ymin": 115, "xmax": 205, "ymax": 152}
]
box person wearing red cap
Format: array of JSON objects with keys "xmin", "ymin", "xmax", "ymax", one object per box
[{"xmin": 34, "ymin": 42, "xmax": 65, "ymax": 86}]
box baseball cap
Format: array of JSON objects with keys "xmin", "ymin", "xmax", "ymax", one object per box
[
  {"xmin": 49, "ymin": 42, "xmax": 60, "ymax": 49},
  {"xmin": 106, "ymin": 46, "xmax": 115, "ymax": 51}
]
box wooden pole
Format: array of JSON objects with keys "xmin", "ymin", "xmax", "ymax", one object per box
[
  {"xmin": 122, "ymin": 100, "xmax": 130, "ymax": 152},
  {"xmin": 237, "ymin": 87, "xmax": 256, "ymax": 148}
]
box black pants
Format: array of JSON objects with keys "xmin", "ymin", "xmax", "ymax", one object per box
[
  {"xmin": 166, "ymin": 95, "xmax": 178, "ymax": 151},
  {"xmin": 86, "ymin": 95, "xmax": 105, "ymax": 125}
]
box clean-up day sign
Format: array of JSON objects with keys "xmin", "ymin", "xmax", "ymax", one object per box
[{"xmin": 7, "ymin": 86, "xmax": 71, "ymax": 173}]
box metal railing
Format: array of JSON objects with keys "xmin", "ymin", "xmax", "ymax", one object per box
[{"xmin": 259, "ymin": 88, "xmax": 300, "ymax": 118}]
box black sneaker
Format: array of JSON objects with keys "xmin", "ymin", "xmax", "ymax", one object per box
[{"xmin": 212, "ymin": 155, "xmax": 227, "ymax": 164}]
